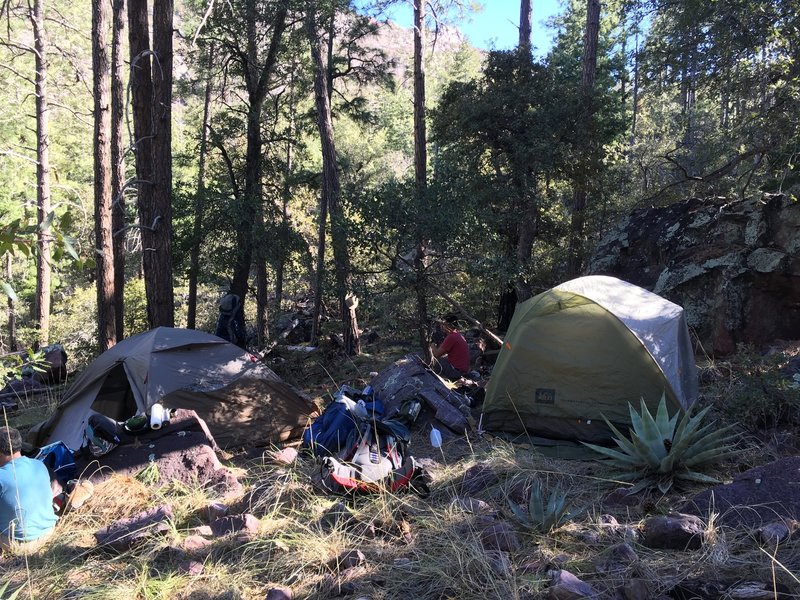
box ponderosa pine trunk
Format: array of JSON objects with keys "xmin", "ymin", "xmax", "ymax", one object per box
[
  {"xmin": 566, "ymin": 0, "xmax": 600, "ymax": 278},
  {"xmin": 6, "ymin": 256, "xmax": 16, "ymax": 351},
  {"xmin": 229, "ymin": 0, "xmax": 288, "ymax": 312},
  {"xmin": 412, "ymin": 0, "xmax": 430, "ymax": 360},
  {"xmin": 30, "ymin": 0, "xmax": 51, "ymax": 346},
  {"xmin": 187, "ymin": 45, "xmax": 214, "ymax": 330},
  {"xmin": 307, "ymin": 7, "xmax": 359, "ymax": 356},
  {"xmin": 519, "ymin": 0, "xmax": 532, "ymax": 57},
  {"xmin": 93, "ymin": 0, "xmax": 116, "ymax": 351},
  {"xmin": 111, "ymin": 0, "xmax": 126, "ymax": 339},
  {"xmin": 149, "ymin": 0, "xmax": 174, "ymax": 327}
]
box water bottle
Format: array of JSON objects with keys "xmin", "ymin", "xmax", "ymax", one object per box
[{"xmin": 430, "ymin": 426, "xmax": 442, "ymax": 448}]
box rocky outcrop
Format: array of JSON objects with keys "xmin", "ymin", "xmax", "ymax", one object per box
[{"xmin": 589, "ymin": 194, "xmax": 800, "ymax": 355}]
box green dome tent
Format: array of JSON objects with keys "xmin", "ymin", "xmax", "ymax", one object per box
[{"xmin": 482, "ymin": 275, "xmax": 698, "ymax": 443}]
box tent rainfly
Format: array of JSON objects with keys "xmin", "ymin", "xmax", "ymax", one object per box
[
  {"xmin": 482, "ymin": 275, "xmax": 698, "ymax": 443},
  {"xmin": 34, "ymin": 327, "xmax": 316, "ymax": 449}
]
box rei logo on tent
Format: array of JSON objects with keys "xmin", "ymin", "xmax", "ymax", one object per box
[{"xmin": 535, "ymin": 388, "xmax": 556, "ymax": 405}]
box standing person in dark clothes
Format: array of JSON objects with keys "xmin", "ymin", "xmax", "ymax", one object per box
[{"xmin": 431, "ymin": 314, "xmax": 470, "ymax": 381}]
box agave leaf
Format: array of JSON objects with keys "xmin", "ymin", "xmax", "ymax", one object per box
[
  {"xmin": 674, "ymin": 470, "xmax": 722, "ymax": 484},
  {"xmin": 682, "ymin": 445, "xmax": 737, "ymax": 468},
  {"xmin": 657, "ymin": 476, "xmax": 674, "ymax": 494},
  {"xmin": 667, "ymin": 410, "xmax": 713, "ymax": 458},
  {"xmin": 629, "ymin": 431, "xmax": 662, "ymax": 468},
  {"xmin": 635, "ymin": 398, "xmax": 669, "ymax": 461},
  {"xmin": 529, "ymin": 480, "xmax": 545, "ymax": 525},
  {"xmin": 509, "ymin": 501, "xmax": 531, "ymax": 526},
  {"xmin": 682, "ymin": 428, "xmax": 738, "ymax": 462},
  {"xmin": 546, "ymin": 484, "xmax": 562, "ymax": 516},
  {"xmin": 597, "ymin": 414, "xmax": 640, "ymax": 457},
  {"xmin": 627, "ymin": 477, "xmax": 657, "ymax": 495},
  {"xmin": 654, "ymin": 394, "xmax": 678, "ymax": 440},
  {"xmin": 582, "ymin": 442, "xmax": 644, "ymax": 466},
  {"xmin": 659, "ymin": 450, "xmax": 678, "ymax": 474}
]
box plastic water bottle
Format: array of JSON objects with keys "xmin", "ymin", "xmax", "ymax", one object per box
[{"xmin": 430, "ymin": 426, "xmax": 442, "ymax": 448}]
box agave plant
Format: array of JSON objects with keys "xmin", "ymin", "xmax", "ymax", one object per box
[
  {"xmin": 509, "ymin": 478, "xmax": 576, "ymax": 533},
  {"xmin": 583, "ymin": 395, "xmax": 737, "ymax": 494}
]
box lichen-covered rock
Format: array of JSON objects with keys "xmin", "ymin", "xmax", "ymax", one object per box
[{"xmin": 589, "ymin": 194, "xmax": 800, "ymax": 355}]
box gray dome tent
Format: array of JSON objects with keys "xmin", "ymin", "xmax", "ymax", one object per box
[
  {"xmin": 35, "ymin": 327, "xmax": 316, "ymax": 449},
  {"xmin": 482, "ymin": 276, "xmax": 698, "ymax": 443}
]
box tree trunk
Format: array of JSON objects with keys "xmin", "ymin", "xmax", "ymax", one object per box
[
  {"xmin": 111, "ymin": 0, "xmax": 126, "ymax": 339},
  {"xmin": 307, "ymin": 7, "xmax": 359, "ymax": 356},
  {"xmin": 566, "ymin": 0, "xmax": 600, "ymax": 278},
  {"xmin": 187, "ymin": 45, "xmax": 214, "ymax": 330},
  {"xmin": 310, "ymin": 176, "xmax": 328, "ymax": 346},
  {"xmin": 30, "ymin": 0, "xmax": 51, "ymax": 347},
  {"xmin": 413, "ymin": 0, "xmax": 430, "ymax": 360},
  {"xmin": 148, "ymin": 0, "xmax": 175, "ymax": 327},
  {"xmin": 229, "ymin": 0, "xmax": 288, "ymax": 312},
  {"xmin": 5, "ymin": 255, "xmax": 16, "ymax": 352},
  {"xmin": 276, "ymin": 65, "xmax": 296, "ymax": 314},
  {"xmin": 519, "ymin": 0, "xmax": 532, "ymax": 56},
  {"xmin": 255, "ymin": 260, "xmax": 268, "ymax": 346},
  {"xmin": 93, "ymin": 0, "xmax": 116, "ymax": 351}
]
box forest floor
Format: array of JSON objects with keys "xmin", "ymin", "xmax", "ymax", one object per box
[{"xmin": 1, "ymin": 335, "xmax": 800, "ymax": 599}]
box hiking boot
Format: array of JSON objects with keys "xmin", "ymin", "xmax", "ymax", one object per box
[{"xmin": 67, "ymin": 480, "xmax": 94, "ymax": 510}]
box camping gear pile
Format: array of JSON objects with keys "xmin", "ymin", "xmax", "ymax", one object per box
[{"xmin": 303, "ymin": 385, "xmax": 427, "ymax": 496}]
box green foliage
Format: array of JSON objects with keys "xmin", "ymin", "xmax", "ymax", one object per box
[
  {"xmin": 509, "ymin": 478, "xmax": 576, "ymax": 533},
  {"xmin": 714, "ymin": 346, "xmax": 800, "ymax": 431},
  {"xmin": 583, "ymin": 395, "xmax": 738, "ymax": 494},
  {"xmin": 0, "ymin": 348, "xmax": 46, "ymax": 389},
  {"xmin": 0, "ymin": 579, "xmax": 23, "ymax": 600}
]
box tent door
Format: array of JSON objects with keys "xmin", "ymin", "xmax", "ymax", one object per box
[{"xmin": 90, "ymin": 363, "xmax": 138, "ymax": 421}]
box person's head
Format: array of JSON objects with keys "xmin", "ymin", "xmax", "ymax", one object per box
[
  {"xmin": 442, "ymin": 313, "xmax": 460, "ymax": 332},
  {"xmin": 0, "ymin": 426, "xmax": 22, "ymax": 458}
]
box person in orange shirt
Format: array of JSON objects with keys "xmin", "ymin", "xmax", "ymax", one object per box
[{"xmin": 431, "ymin": 314, "xmax": 470, "ymax": 381}]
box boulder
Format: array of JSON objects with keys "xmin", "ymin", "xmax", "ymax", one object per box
[
  {"xmin": 641, "ymin": 513, "xmax": 705, "ymax": 550},
  {"xmin": 589, "ymin": 194, "xmax": 800, "ymax": 355},
  {"xmin": 95, "ymin": 504, "xmax": 173, "ymax": 552},
  {"xmin": 209, "ymin": 513, "xmax": 260, "ymax": 537},
  {"xmin": 80, "ymin": 409, "xmax": 241, "ymax": 497},
  {"xmin": 682, "ymin": 456, "xmax": 800, "ymax": 528},
  {"xmin": 479, "ymin": 521, "xmax": 521, "ymax": 552},
  {"xmin": 548, "ymin": 569, "xmax": 599, "ymax": 599}
]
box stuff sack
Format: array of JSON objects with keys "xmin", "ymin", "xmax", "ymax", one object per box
[
  {"xmin": 318, "ymin": 418, "xmax": 428, "ymax": 496},
  {"xmin": 85, "ymin": 413, "xmax": 126, "ymax": 457},
  {"xmin": 35, "ymin": 441, "xmax": 76, "ymax": 486},
  {"xmin": 303, "ymin": 386, "xmax": 383, "ymax": 456}
]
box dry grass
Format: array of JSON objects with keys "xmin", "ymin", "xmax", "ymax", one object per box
[{"xmin": 2, "ymin": 343, "xmax": 800, "ymax": 598}]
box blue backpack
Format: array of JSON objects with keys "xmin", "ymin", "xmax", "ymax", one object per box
[
  {"xmin": 302, "ymin": 386, "xmax": 383, "ymax": 456},
  {"xmin": 36, "ymin": 441, "xmax": 76, "ymax": 486}
]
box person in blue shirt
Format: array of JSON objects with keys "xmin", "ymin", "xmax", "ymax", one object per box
[{"xmin": 0, "ymin": 426, "xmax": 58, "ymax": 551}]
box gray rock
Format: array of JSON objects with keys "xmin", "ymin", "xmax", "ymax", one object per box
[
  {"xmin": 207, "ymin": 501, "xmax": 228, "ymax": 521},
  {"xmin": 461, "ymin": 464, "xmax": 500, "ymax": 495},
  {"xmin": 757, "ymin": 520, "xmax": 797, "ymax": 545},
  {"xmin": 319, "ymin": 501, "xmax": 356, "ymax": 530},
  {"xmin": 182, "ymin": 534, "xmax": 212, "ymax": 555},
  {"xmin": 486, "ymin": 551, "xmax": 512, "ymax": 577},
  {"xmin": 454, "ymin": 496, "xmax": 493, "ymax": 514},
  {"xmin": 332, "ymin": 549, "xmax": 365, "ymax": 571},
  {"xmin": 271, "ymin": 447, "xmax": 298, "ymax": 465},
  {"xmin": 642, "ymin": 513, "xmax": 705, "ymax": 550},
  {"xmin": 682, "ymin": 457, "xmax": 800, "ymax": 528},
  {"xmin": 95, "ymin": 504, "xmax": 173, "ymax": 553},
  {"xmin": 548, "ymin": 569, "xmax": 599, "ymax": 599},
  {"xmin": 265, "ymin": 586, "xmax": 293, "ymax": 600},
  {"xmin": 620, "ymin": 579, "xmax": 649, "ymax": 600},
  {"xmin": 588, "ymin": 194, "xmax": 800, "ymax": 355},
  {"xmin": 209, "ymin": 513, "xmax": 260, "ymax": 537},
  {"xmin": 480, "ymin": 522, "xmax": 521, "ymax": 552}
]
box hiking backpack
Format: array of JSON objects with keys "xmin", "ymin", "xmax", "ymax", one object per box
[
  {"xmin": 302, "ymin": 386, "xmax": 383, "ymax": 457},
  {"xmin": 317, "ymin": 417, "xmax": 428, "ymax": 496}
]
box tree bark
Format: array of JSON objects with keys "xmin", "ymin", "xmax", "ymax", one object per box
[
  {"xmin": 5, "ymin": 255, "xmax": 16, "ymax": 352},
  {"xmin": 111, "ymin": 0, "xmax": 126, "ymax": 339},
  {"xmin": 307, "ymin": 7, "xmax": 359, "ymax": 356},
  {"xmin": 413, "ymin": 0, "xmax": 430, "ymax": 360},
  {"xmin": 93, "ymin": 0, "xmax": 116, "ymax": 351},
  {"xmin": 30, "ymin": 0, "xmax": 51, "ymax": 346},
  {"xmin": 519, "ymin": 0, "xmax": 532, "ymax": 56},
  {"xmin": 229, "ymin": 0, "xmax": 288, "ymax": 309},
  {"xmin": 566, "ymin": 0, "xmax": 600, "ymax": 278},
  {"xmin": 149, "ymin": 0, "xmax": 175, "ymax": 327},
  {"xmin": 187, "ymin": 45, "xmax": 214, "ymax": 330}
]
